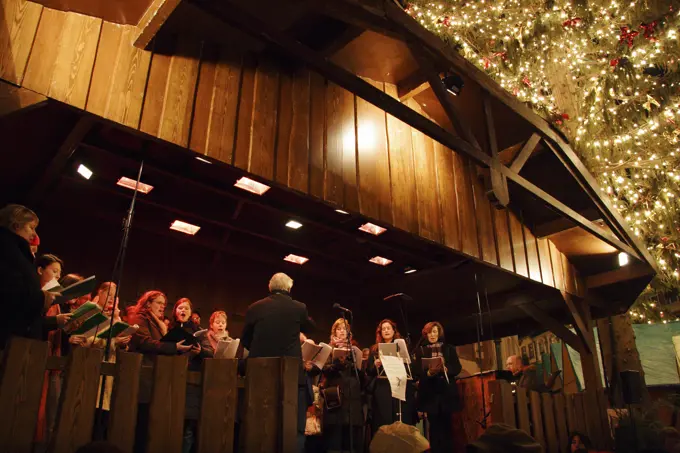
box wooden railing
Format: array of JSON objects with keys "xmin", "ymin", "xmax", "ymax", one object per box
[
  {"xmin": 0, "ymin": 337, "xmax": 299, "ymax": 453},
  {"xmin": 488, "ymin": 380, "xmax": 613, "ymax": 453}
]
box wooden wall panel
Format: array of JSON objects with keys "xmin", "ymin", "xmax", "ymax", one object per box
[
  {"xmin": 525, "ymin": 227, "xmax": 542, "ymax": 282},
  {"xmin": 87, "ymin": 22, "xmax": 151, "ymax": 129},
  {"xmin": 550, "ymin": 241, "xmax": 565, "ymax": 291},
  {"xmin": 23, "ymin": 9, "xmax": 101, "ymax": 109},
  {"xmin": 453, "ymin": 153, "xmax": 479, "ymax": 258},
  {"xmin": 538, "ymin": 238, "xmax": 555, "ymax": 287},
  {"xmin": 190, "ymin": 44, "xmax": 242, "ymax": 163},
  {"xmin": 276, "ymin": 71, "xmax": 293, "ymax": 185},
  {"xmin": 509, "ymin": 213, "xmax": 529, "ymax": 278},
  {"xmin": 233, "ymin": 54, "xmax": 257, "ymax": 170},
  {"xmin": 326, "ymin": 81, "xmax": 358, "ymax": 210},
  {"xmin": 308, "ymin": 72, "xmax": 325, "ymax": 199},
  {"xmin": 471, "ymin": 164, "xmax": 498, "ymax": 266},
  {"xmin": 384, "ymin": 83, "xmax": 418, "ymax": 235},
  {"xmin": 562, "ymin": 255, "xmax": 577, "ymax": 295},
  {"xmin": 0, "ymin": 0, "xmax": 42, "ymax": 85},
  {"xmin": 494, "ymin": 209, "xmax": 514, "ymax": 272},
  {"xmin": 288, "ymin": 71, "xmax": 311, "ymax": 194},
  {"xmin": 248, "ymin": 60, "xmax": 279, "ymax": 179},
  {"xmin": 434, "ymin": 142, "xmax": 460, "ymax": 249},
  {"xmin": 357, "ymin": 79, "xmax": 391, "ymax": 223}
]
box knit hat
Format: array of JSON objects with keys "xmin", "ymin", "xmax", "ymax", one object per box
[{"xmin": 466, "ymin": 424, "xmax": 543, "ymax": 453}]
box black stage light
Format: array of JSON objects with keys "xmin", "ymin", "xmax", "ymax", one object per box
[{"xmin": 442, "ymin": 73, "xmax": 464, "ymax": 96}]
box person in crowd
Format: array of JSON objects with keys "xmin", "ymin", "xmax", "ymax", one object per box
[
  {"xmin": 242, "ymin": 272, "xmax": 315, "ymax": 453},
  {"xmin": 30, "ymin": 233, "xmax": 40, "ymax": 257},
  {"xmin": 127, "ymin": 290, "xmax": 192, "ymax": 453},
  {"xmin": 414, "ymin": 321, "xmax": 462, "ymax": 453},
  {"xmin": 568, "ymin": 432, "xmax": 593, "ymax": 453},
  {"xmin": 467, "ymin": 423, "xmax": 542, "ymax": 453},
  {"xmin": 0, "ymin": 204, "xmax": 59, "ymax": 347},
  {"xmin": 201, "ymin": 310, "xmax": 231, "ymax": 356},
  {"xmin": 191, "ymin": 311, "xmax": 202, "ymax": 327},
  {"xmin": 506, "ymin": 354, "xmax": 542, "ymax": 391},
  {"xmin": 366, "ymin": 319, "xmax": 417, "ymax": 434},
  {"xmin": 321, "ymin": 318, "xmax": 364, "ymax": 453},
  {"xmin": 35, "ymin": 254, "xmax": 63, "ymax": 290}
]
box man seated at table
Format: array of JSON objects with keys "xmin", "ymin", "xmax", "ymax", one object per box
[{"xmin": 506, "ymin": 354, "xmax": 542, "ymax": 392}]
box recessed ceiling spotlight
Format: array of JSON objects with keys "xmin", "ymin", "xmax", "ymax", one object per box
[
  {"xmin": 335, "ymin": 209, "xmax": 350, "ymax": 215},
  {"xmin": 359, "ymin": 222, "xmax": 387, "ymax": 236},
  {"xmin": 284, "ymin": 254, "xmax": 309, "ymax": 265},
  {"xmin": 170, "ymin": 220, "xmax": 200, "ymax": 235},
  {"xmin": 117, "ymin": 177, "xmax": 154, "ymax": 194},
  {"xmin": 404, "ymin": 268, "xmax": 417, "ymax": 274},
  {"xmin": 234, "ymin": 177, "xmax": 270, "ymax": 195},
  {"xmin": 369, "ymin": 256, "xmax": 392, "ymax": 266},
  {"xmin": 286, "ymin": 220, "xmax": 303, "ymax": 230},
  {"xmin": 77, "ymin": 164, "xmax": 93, "ymax": 180},
  {"xmin": 195, "ymin": 156, "xmax": 212, "ymax": 164},
  {"xmin": 618, "ymin": 252, "xmax": 629, "ymax": 267}
]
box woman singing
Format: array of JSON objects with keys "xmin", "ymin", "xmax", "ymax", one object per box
[
  {"xmin": 321, "ymin": 318, "xmax": 364, "ymax": 453},
  {"xmin": 415, "ymin": 321, "xmax": 462, "ymax": 453},
  {"xmin": 366, "ymin": 319, "xmax": 417, "ymax": 434},
  {"xmin": 201, "ymin": 310, "xmax": 231, "ymax": 356}
]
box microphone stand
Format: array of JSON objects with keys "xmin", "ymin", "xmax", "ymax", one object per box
[
  {"xmin": 341, "ymin": 308, "xmax": 360, "ymax": 453},
  {"xmin": 94, "ymin": 160, "xmax": 144, "ymax": 440}
]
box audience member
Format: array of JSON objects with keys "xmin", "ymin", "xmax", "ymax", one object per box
[
  {"xmin": 191, "ymin": 310, "xmax": 202, "ymax": 327},
  {"xmin": 466, "ymin": 423, "xmax": 542, "ymax": 453}
]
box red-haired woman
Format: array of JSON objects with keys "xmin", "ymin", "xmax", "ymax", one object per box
[
  {"xmin": 201, "ymin": 310, "xmax": 231, "ymax": 356},
  {"xmin": 366, "ymin": 319, "xmax": 417, "ymax": 434},
  {"xmin": 414, "ymin": 321, "xmax": 462, "ymax": 453}
]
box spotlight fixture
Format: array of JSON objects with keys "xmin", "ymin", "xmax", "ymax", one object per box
[
  {"xmin": 441, "ymin": 72, "xmax": 464, "ymax": 96},
  {"xmin": 618, "ymin": 252, "xmax": 629, "ymax": 267},
  {"xmin": 77, "ymin": 164, "xmax": 93, "ymax": 180},
  {"xmin": 335, "ymin": 209, "xmax": 350, "ymax": 215},
  {"xmin": 358, "ymin": 222, "xmax": 387, "ymax": 236},
  {"xmin": 369, "ymin": 256, "xmax": 392, "ymax": 266},
  {"xmin": 234, "ymin": 177, "xmax": 270, "ymax": 195},
  {"xmin": 284, "ymin": 254, "xmax": 309, "ymax": 265},
  {"xmin": 286, "ymin": 220, "xmax": 303, "ymax": 230},
  {"xmin": 195, "ymin": 156, "xmax": 212, "ymax": 164},
  {"xmin": 404, "ymin": 267, "xmax": 417, "ymax": 274},
  {"xmin": 117, "ymin": 177, "xmax": 154, "ymax": 194},
  {"xmin": 170, "ymin": 220, "xmax": 201, "ymax": 235}
]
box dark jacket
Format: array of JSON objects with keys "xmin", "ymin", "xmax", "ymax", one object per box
[
  {"xmin": 321, "ymin": 357, "xmax": 364, "ymax": 427},
  {"xmin": 128, "ymin": 311, "xmax": 177, "ymax": 365},
  {"xmin": 516, "ymin": 365, "xmax": 542, "ymax": 392},
  {"xmin": 415, "ymin": 343, "xmax": 463, "ymax": 415},
  {"xmin": 0, "ymin": 227, "xmax": 45, "ymax": 348},
  {"xmin": 171, "ymin": 320, "xmax": 213, "ymax": 370}
]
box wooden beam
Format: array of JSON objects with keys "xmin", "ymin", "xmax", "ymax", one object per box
[
  {"xmin": 133, "ymin": 0, "xmax": 182, "ymax": 49},
  {"xmin": 0, "ymin": 82, "xmax": 47, "ymax": 118},
  {"xmin": 482, "ymin": 94, "xmax": 509, "ymax": 208},
  {"xmin": 561, "ymin": 291, "xmax": 593, "ymax": 354},
  {"xmin": 518, "ymin": 303, "xmax": 585, "ymax": 353},
  {"xmin": 25, "ymin": 116, "xmax": 94, "ymax": 206},
  {"xmin": 534, "ymin": 208, "xmax": 600, "ymax": 238},
  {"xmin": 396, "ymin": 70, "xmax": 429, "ymax": 102},
  {"xmin": 320, "ymin": 25, "xmax": 364, "ymax": 56},
  {"xmin": 500, "ymin": 165, "xmax": 641, "ymax": 260},
  {"xmin": 196, "ymin": 1, "xmax": 491, "ymax": 169},
  {"xmin": 586, "ymin": 262, "xmax": 655, "ymax": 289},
  {"xmin": 511, "ymin": 133, "xmax": 541, "ymax": 173}
]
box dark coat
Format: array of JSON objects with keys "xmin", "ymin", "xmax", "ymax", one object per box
[
  {"xmin": 321, "ymin": 358, "xmax": 364, "ymax": 427},
  {"xmin": 516, "ymin": 365, "xmax": 542, "ymax": 391},
  {"xmin": 0, "ymin": 227, "xmax": 45, "ymax": 348},
  {"xmin": 366, "ymin": 345, "xmax": 417, "ymax": 432},
  {"xmin": 414, "ymin": 343, "xmax": 463, "ymax": 415},
  {"xmin": 128, "ymin": 311, "xmax": 177, "ymax": 365},
  {"xmin": 170, "ymin": 320, "xmax": 213, "ymax": 370}
]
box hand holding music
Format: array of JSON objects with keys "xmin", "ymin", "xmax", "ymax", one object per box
[
  {"xmin": 69, "ymin": 335, "xmax": 86, "ymax": 345},
  {"xmin": 176, "ymin": 340, "xmax": 193, "ymax": 353},
  {"xmin": 43, "ymin": 290, "xmax": 58, "ymax": 309},
  {"xmin": 116, "ymin": 335, "xmax": 132, "ymax": 346},
  {"xmin": 303, "ymin": 360, "xmax": 314, "ymax": 371},
  {"xmin": 188, "ymin": 343, "xmax": 202, "ymax": 357},
  {"xmin": 56, "ymin": 313, "xmax": 72, "ymax": 327}
]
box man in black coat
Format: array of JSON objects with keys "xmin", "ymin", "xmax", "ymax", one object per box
[{"xmin": 241, "ymin": 272, "xmax": 315, "ymax": 453}]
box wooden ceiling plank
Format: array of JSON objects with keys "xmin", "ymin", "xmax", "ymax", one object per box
[
  {"xmin": 320, "ymin": 25, "xmax": 364, "ymax": 57},
  {"xmin": 586, "ymin": 262, "xmax": 654, "ymax": 290},
  {"xmin": 510, "ymin": 133, "xmax": 541, "ymax": 173},
  {"xmin": 518, "ymin": 303, "xmax": 585, "ymax": 353},
  {"xmin": 534, "ymin": 207, "xmax": 600, "ymax": 238}
]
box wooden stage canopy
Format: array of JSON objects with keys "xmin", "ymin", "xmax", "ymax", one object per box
[{"xmin": 0, "ymin": 0, "xmax": 657, "ymax": 362}]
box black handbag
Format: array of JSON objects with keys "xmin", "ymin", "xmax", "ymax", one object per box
[{"xmin": 322, "ymin": 385, "xmax": 342, "ymax": 410}]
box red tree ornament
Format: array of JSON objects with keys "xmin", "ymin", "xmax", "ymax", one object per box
[
  {"xmin": 562, "ymin": 17, "xmax": 582, "ymax": 28},
  {"xmin": 619, "ymin": 26, "xmax": 639, "ymax": 48},
  {"xmin": 639, "ymin": 21, "xmax": 658, "ymax": 41},
  {"xmin": 522, "ymin": 76, "xmax": 532, "ymax": 87}
]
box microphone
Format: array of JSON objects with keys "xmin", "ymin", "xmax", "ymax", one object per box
[
  {"xmin": 383, "ymin": 293, "xmax": 413, "ymax": 301},
  {"xmin": 333, "ymin": 303, "xmax": 352, "ymax": 313}
]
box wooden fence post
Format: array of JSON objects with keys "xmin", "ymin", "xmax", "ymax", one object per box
[
  {"xmin": 280, "ymin": 357, "xmax": 300, "ymax": 453},
  {"xmin": 541, "ymin": 393, "xmax": 558, "ymax": 453},
  {"xmin": 488, "ymin": 380, "xmax": 516, "ymax": 427},
  {"xmin": 553, "ymin": 393, "xmax": 570, "ymax": 453},
  {"xmin": 529, "ymin": 391, "xmax": 545, "ymax": 448},
  {"xmin": 108, "ymin": 351, "xmax": 143, "ymax": 453},
  {"xmin": 572, "ymin": 393, "xmax": 587, "ymax": 434},
  {"xmin": 516, "ymin": 388, "xmax": 531, "ymax": 435},
  {"xmin": 147, "ymin": 354, "xmax": 188, "ymax": 453},
  {"xmin": 51, "ymin": 346, "xmax": 104, "ymax": 453},
  {"xmin": 0, "ymin": 337, "xmax": 49, "ymax": 453},
  {"xmin": 565, "ymin": 393, "xmax": 577, "ymax": 435},
  {"xmin": 197, "ymin": 358, "xmax": 238, "ymax": 453}
]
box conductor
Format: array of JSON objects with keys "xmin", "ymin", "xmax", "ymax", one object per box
[{"xmin": 241, "ymin": 272, "xmax": 315, "ymax": 452}]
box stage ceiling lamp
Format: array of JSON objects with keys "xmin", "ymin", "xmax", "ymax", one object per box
[
  {"xmin": 335, "ymin": 209, "xmax": 350, "ymax": 215},
  {"xmin": 117, "ymin": 176, "xmax": 154, "ymax": 194},
  {"xmin": 286, "ymin": 220, "xmax": 303, "ymax": 230},
  {"xmin": 442, "ymin": 73, "xmax": 464, "ymax": 96},
  {"xmin": 358, "ymin": 222, "xmax": 386, "ymax": 236},
  {"xmin": 77, "ymin": 164, "xmax": 93, "ymax": 180},
  {"xmin": 195, "ymin": 156, "xmax": 212, "ymax": 164},
  {"xmin": 234, "ymin": 177, "xmax": 270, "ymax": 195},
  {"xmin": 284, "ymin": 254, "xmax": 309, "ymax": 265},
  {"xmin": 170, "ymin": 220, "xmax": 201, "ymax": 235},
  {"xmin": 404, "ymin": 267, "xmax": 417, "ymax": 274},
  {"xmin": 618, "ymin": 252, "xmax": 629, "ymax": 267},
  {"xmin": 369, "ymin": 256, "xmax": 392, "ymax": 266}
]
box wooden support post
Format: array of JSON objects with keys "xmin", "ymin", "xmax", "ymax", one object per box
[
  {"xmin": 530, "ymin": 391, "xmax": 545, "ymax": 448},
  {"xmin": 133, "ymin": 0, "xmax": 182, "ymax": 49},
  {"xmin": 197, "ymin": 358, "xmax": 238, "ymax": 453},
  {"xmin": 147, "ymin": 355, "xmax": 188, "ymax": 453},
  {"xmin": 510, "ymin": 133, "xmax": 541, "ymax": 173},
  {"xmin": 108, "ymin": 351, "xmax": 143, "ymax": 453},
  {"xmin": 482, "ymin": 94, "xmax": 510, "ymax": 208},
  {"xmin": 553, "ymin": 394, "xmax": 570, "ymax": 453},
  {"xmin": 516, "ymin": 388, "xmax": 531, "ymax": 435},
  {"xmin": 518, "ymin": 303, "xmax": 585, "ymax": 353},
  {"xmin": 542, "ymin": 394, "xmax": 559, "ymax": 453}
]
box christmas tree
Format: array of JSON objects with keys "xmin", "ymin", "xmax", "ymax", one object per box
[{"xmin": 407, "ymin": 0, "xmax": 680, "ymax": 323}]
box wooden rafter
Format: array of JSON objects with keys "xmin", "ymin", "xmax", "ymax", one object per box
[
  {"xmin": 586, "ymin": 262, "xmax": 654, "ymax": 289},
  {"xmin": 133, "ymin": 0, "xmax": 182, "ymax": 49},
  {"xmin": 396, "ymin": 70, "xmax": 429, "ymax": 102},
  {"xmin": 482, "ymin": 94, "xmax": 510, "ymax": 208},
  {"xmin": 534, "ymin": 208, "xmax": 600, "ymax": 238},
  {"xmin": 561, "ymin": 291, "xmax": 594, "ymax": 354},
  {"xmin": 518, "ymin": 303, "xmax": 585, "ymax": 353},
  {"xmin": 511, "ymin": 133, "xmax": 541, "ymax": 173}
]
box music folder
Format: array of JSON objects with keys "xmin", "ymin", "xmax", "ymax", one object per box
[{"xmin": 161, "ymin": 326, "xmax": 200, "ymax": 346}]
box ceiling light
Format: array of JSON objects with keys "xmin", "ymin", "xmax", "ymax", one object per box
[
  {"xmin": 359, "ymin": 222, "xmax": 386, "ymax": 236},
  {"xmin": 286, "ymin": 220, "xmax": 303, "ymax": 230},
  {"xmin": 117, "ymin": 177, "xmax": 154, "ymax": 194},
  {"xmin": 234, "ymin": 177, "xmax": 270, "ymax": 195},
  {"xmin": 369, "ymin": 256, "xmax": 392, "ymax": 266},
  {"xmin": 77, "ymin": 164, "xmax": 93, "ymax": 180},
  {"xmin": 404, "ymin": 268, "xmax": 417, "ymax": 274},
  {"xmin": 335, "ymin": 209, "xmax": 350, "ymax": 215},
  {"xmin": 195, "ymin": 156, "xmax": 212, "ymax": 164},
  {"xmin": 618, "ymin": 252, "xmax": 629, "ymax": 267},
  {"xmin": 442, "ymin": 73, "xmax": 464, "ymax": 96},
  {"xmin": 170, "ymin": 220, "xmax": 200, "ymax": 235},
  {"xmin": 284, "ymin": 254, "xmax": 309, "ymax": 265}
]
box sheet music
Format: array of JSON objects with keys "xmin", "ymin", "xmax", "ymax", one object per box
[
  {"xmin": 394, "ymin": 338, "xmax": 411, "ymax": 364},
  {"xmin": 215, "ymin": 338, "xmax": 240, "ymax": 359},
  {"xmin": 331, "ymin": 346, "xmax": 363, "ymax": 369},
  {"xmin": 301, "ymin": 341, "xmax": 332, "ymax": 369},
  {"xmin": 380, "ymin": 354, "xmax": 407, "ymax": 401}
]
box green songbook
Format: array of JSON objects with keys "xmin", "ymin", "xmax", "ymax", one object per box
[
  {"xmin": 50, "ymin": 276, "xmax": 97, "ymax": 304},
  {"xmin": 70, "ymin": 312, "xmax": 109, "ymax": 336},
  {"xmin": 96, "ymin": 321, "xmax": 138, "ymax": 339}
]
